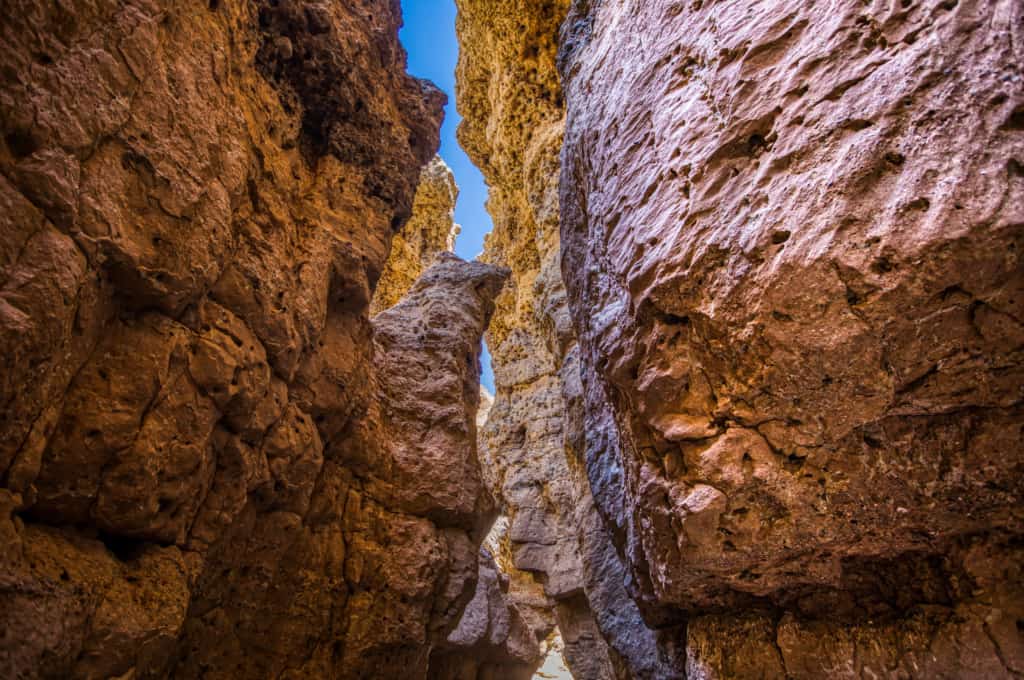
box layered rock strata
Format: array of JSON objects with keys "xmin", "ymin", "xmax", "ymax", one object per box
[
  {"xmin": 371, "ymin": 156, "xmax": 461, "ymax": 315},
  {"xmin": 559, "ymin": 0, "xmax": 1024, "ymax": 677},
  {"xmin": 0, "ymin": 1, "xmax": 505, "ymax": 678}
]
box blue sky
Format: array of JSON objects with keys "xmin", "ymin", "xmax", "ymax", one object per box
[{"xmin": 399, "ymin": 0, "xmax": 497, "ymax": 392}]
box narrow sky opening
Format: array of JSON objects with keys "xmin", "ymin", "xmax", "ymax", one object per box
[{"xmin": 399, "ymin": 0, "xmax": 497, "ymax": 393}]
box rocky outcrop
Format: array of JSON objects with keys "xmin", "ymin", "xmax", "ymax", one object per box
[
  {"xmin": 455, "ymin": 1, "xmax": 631, "ymax": 678},
  {"xmin": 0, "ymin": 1, "xmax": 507, "ymax": 677},
  {"xmin": 371, "ymin": 254, "xmax": 506, "ymax": 532},
  {"xmin": 6, "ymin": 0, "xmax": 1020, "ymax": 677},
  {"xmin": 346, "ymin": 254, "xmax": 507, "ymax": 676},
  {"xmin": 429, "ymin": 548, "xmax": 542, "ymax": 680},
  {"xmin": 456, "ymin": 0, "xmax": 690, "ymax": 677},
  {"xmin": 559, "ymin": 0, "xmax": 1024, "ymax": 677},
  {"xmin": 371, "ymin": 156, "xmax": 460, "ymax": 315}
]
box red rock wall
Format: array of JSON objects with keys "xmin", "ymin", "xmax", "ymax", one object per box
[
  {"xmin": 559, "ymin": 0, "xmax": 1023, "ymax": 677},
  {"xmin": 0, "ymin": 1, "xmax": 505, "ymax": 678}
]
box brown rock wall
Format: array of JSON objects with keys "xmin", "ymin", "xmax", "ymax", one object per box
[
  {"xmin": 0, "ymin": 1, "xmax": 505, "ymax": 678},
  {"xmin": 560, "ymin": 0, "xmax": 1024, "ymax": 676},
  {"xmin": 371, "ymin": 156, "xmax": 461, "ymax": 315},
  {"xmin": 429, "ymin": 548, "xmax": 543, "ymax": 680}
]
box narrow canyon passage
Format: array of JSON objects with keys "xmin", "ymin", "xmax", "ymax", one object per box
[{"xmin": 1, "ymin": 1, "xmax": 1022, "ymax": 680}]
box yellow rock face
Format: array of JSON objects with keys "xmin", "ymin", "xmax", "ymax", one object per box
[
  {"xmin": 371, "ymin": 156, "xmax": 461, "ymax": 315},
  {"xmin": 455, "ymin": 1, "xmax": 631, "ymax": 678}
]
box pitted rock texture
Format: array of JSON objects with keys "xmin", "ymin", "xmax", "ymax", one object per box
[
  {"xmin": 429, "ymin": 548, "xmax": 543, "ymax": 680},
  {"xmin": 339, "ymin": 253, "xmax": 507, "ymax": 677},
  {"xmin": 371, "ymin": 156, "xmax": 460, "ymax": 315},
  {"xmin": 0, "ymin": 1, "xmax": 507, "ymax": 678},
  {"xmin": 457, "ymin": 0, "xmax": 577, "ymax": 604},
  {"xmin": 370, "ymin": 254, "xmax": 507, "ymax": 531},
  {"xmin": 455, "ymin": 1, "xmax": 632, "ymax": 678},
  {"xmin": 560, "ymin": 0, "xmax": 1023, "ymax": 677},
  {"xmin": 254, "ymin": 0, "xmax": 443, "ymax": 217},
  {"xmin": 457, "ymin": 1, "xmax": 685, "ymax": 677}
]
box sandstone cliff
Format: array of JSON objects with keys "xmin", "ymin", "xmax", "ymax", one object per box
[
  {"xmin": 455, "ymin": 0, "xmax": 677, "ymax": 677},
  {"xmin": 559, "ymin": 0, "xmax": 1024, "ymax": 677},
  {"xmin": 371, "ymin": 156, "xmax": 461, "ymax": 315},
  {"xmin": 0, "ymin": 1, "xmax": 505, "ymax": 678},
  {"xmin": 3, "ymin": 0, "xmax": 1022, "ymax": 677}
]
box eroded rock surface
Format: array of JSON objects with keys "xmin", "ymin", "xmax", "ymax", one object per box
[
  {"xmin": 559, "ymin": 0, "xmax": 1024, "ymax": 677},
  {"xmin": 5, "ymin": 0, "xmax": 1022, "ymax": 677},
  {"xmin": 429, "ymin": 548, "xmax": 543, "ymax": 680},
  {"xmin": 456, "ymin": 0, "xmax": 697, "ymax": 676},
  {"xmin": 456, "ymin": 0, "xmax": 636, "ymax": 677},
  {"xmin": 0, "ymin": 1, "xmax": 506, "ymax": 678},
  {"xmin": 371, "ymin": 156, "xmax": 460, "ymax": 315}
]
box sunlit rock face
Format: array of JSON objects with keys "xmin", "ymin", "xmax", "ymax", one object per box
[
  {"xmin": 455, "ymin": 0, "xmax": 656, "ymax": 677},
  {"xmin": 372, "ymin": 255, "xmax": 507, "ymax": 532},
  {"xmin": 0, "ymin": 1, "xmax": 508, "ymax": 677},
  {"xmin": 560, "ymin": 0, "xmax": 1023, "ymax": 677},
  {"xmin": 371, "ymin": 156, "xmax": 461, "ymax": 315}
]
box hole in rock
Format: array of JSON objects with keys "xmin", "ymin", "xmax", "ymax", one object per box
[
  {"xmin": 884, "ymin": 151, "xmax": 905, "ymax": 166},
  {"xmin": 98, "ymin": 532, "xmax": 146, "ymax": 562},
  {"xmin": 1005, "ymin": 106, "xmax": 1024, "ymax": 130},
  {"xmin": 871, "ymin": 256, "xmax": 894, "ymax": 273},
  {"xmin": 4, "ymin": 130, "xmax": 39, "ymax": 158},
  {"xmin": 747, "ymin": 133, "xmax": 767, "ymax": 154}
]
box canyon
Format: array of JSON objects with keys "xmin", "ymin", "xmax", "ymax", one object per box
[{"xmin": 1, "ymin": 0, "xmax": 1021, "ymax": 679}]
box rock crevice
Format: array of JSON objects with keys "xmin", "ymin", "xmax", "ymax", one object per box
[{"xmin": 2, "ymin": 0, "xmax": 1022, "ymax": 678}]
